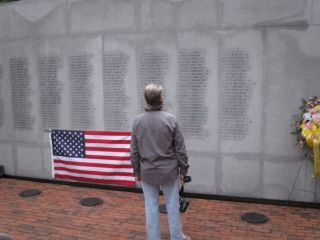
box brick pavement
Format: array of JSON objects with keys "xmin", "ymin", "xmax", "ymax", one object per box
[{"xmin": 0, "ymin": 178, "xmax": 320, "ymax": 240}]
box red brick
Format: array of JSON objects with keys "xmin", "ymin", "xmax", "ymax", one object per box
[{"xmin": 1, "ymin": 178, "xmax": 320, "ymax": 239}]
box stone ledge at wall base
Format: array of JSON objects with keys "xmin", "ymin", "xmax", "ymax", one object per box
[{"xmin": 0, "ymin": 166, "xmax": 4, "ymax": 178}]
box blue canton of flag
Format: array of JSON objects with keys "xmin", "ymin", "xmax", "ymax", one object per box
[{"xmin": 51, "ymin": 130, "xmax": 85, "ymax": 158}]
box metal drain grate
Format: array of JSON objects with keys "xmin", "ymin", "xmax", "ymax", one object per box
[
  {"xmin": 241, "ymin": 212, "xmax": 268, "ymax": 224},
  {"xmin": 19, "ymin": 189, "xmax": 41, "ymax": 197},
  {"xmin": 80, "ymin": 197, "xmax": 103, "ymax": 206}
]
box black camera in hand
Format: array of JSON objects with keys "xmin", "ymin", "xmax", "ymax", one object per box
[
  {"xmin": 182, "ymin": 175, "xmax": 192, "ymax": 183},
  {"xmin": 159, "ymin": 176, "xmax": 192, "ymax": 214},
  {"xmin": 179, "ymin": 175, "xmax": 191, "ymax": 213}
]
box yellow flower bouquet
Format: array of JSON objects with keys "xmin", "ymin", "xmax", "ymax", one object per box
[{"xmin": 291, "ymin": 96, "xmax": 320, "ymax": 176}]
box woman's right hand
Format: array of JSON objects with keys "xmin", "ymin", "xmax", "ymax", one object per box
[
  {"xmin": 179, "ymin": 175, "xmax": 185, "ymax": 185},
  {"xmin": 135, "ymin": 176, "xmax": 141, "ymax": 186}
]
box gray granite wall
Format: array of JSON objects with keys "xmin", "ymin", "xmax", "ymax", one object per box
[{"xmin": 0, "ymin": 0, "xmax": 319, "ymax": 202}]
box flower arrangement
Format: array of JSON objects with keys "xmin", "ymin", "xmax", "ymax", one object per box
[{"xmin": 291, "ymin": 96, "xmax": 320, "ymax": 176}]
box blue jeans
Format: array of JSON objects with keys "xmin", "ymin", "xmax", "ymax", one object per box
[{"xmin": 141, "ymin": 178, "xmax": 185, "ymax": 240}]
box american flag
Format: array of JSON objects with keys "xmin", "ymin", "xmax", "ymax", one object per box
[{"xmin": 50, "ymin": 130, "xmax": 135, "ymax": 186}]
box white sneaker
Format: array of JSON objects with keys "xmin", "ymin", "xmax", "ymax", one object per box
[{"xmin": 183, "ymin": 234, "xmax": 191, "ymax": 240}]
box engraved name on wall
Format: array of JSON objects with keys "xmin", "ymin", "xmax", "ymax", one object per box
[
  {"xmin": 137, "ymin": 49, "xmax": 168, "ymax": 112},
  {"xmin": 178, "ymin": 49, "xmax": 209, "ymax": 137},
  {"xmin": 219, "ymin": 48, "xmax": 254, "ymax": 140},
  {"xmin": 68, "ymin": 55, "xmax": 94, "ymax": 129},
  {"xmin": 39, "ymin": 56, "xmax": 62, "ymax": 129},
  {"xmin": 10, "ymin": 57, "xmax": 35, "ymax": 129}
]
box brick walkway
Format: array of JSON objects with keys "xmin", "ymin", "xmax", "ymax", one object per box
[{"xmin": 0, "ymin": 179, "xmax": 320, "ymax": 240}]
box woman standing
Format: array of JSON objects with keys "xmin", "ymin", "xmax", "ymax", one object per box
[{"xmin": 130, "ymin": 83, "xmax": 190, "ymax": 240}]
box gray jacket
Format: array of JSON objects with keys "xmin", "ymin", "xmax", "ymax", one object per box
[{"xmin": 130, "ymin": 110, "xmax": 189, "ymax": 185}]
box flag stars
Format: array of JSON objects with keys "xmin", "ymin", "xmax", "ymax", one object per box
[{"xmin": 51, "ymin": 130, "xmax": 85, "ymax": 158}]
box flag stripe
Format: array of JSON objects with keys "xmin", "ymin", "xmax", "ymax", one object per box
[
  {"xmin": 55, "ymin": 170, "xmax": 135, "ymax": 181},
  {"xmin": 54, "ymin": 159, "xmax": 133, "ymax": 168},
  {"xmin": 85, "ymin": 150, "xmax": 129, "ymax": 157},
  {"xmin": 85, "ymin": 131, "xmax": 131, "ymax": 136},
  {"xmin": 86, "ymin": 155, "xmax": 130, "ymax": 160},
  {"xmin": 54, "ymin": 156, "xmax": 131, "ymax": 165},
  {"xmin": 85, "ymin": 147, "xmax": 130, "ymax": 153},
  {"xmin": 54, "ymin": 163, "xmax": 133, "ymax": 173},
  {"xmin": 55, "ymin": 174, "xmax": 135, "ymax": 186},
  {"xmin": 85, "ymin": 139, "xmax": 131, "ymax": 144},
  {"xmin": 54, "ymin": 167, "xmax": 134, "ymax": 176},
  {"xmin": 85, "ymin": 143, "xmax": 130, "ymax": 149},
  {"xmin": 85, "ymin": 135, "xmax": 131, "ymax": 141}
]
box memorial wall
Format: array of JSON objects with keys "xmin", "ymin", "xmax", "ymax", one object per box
[{"xmin": 0, "ymin": 0, "xmax": 319, "ymax": 202}]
